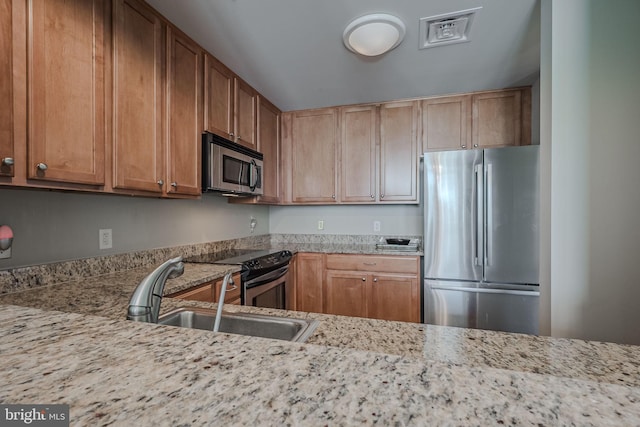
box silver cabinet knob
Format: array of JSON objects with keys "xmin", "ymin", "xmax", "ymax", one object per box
[
  {"xmin": 170, "ymin": 182, "xmax": 177, "ymax": 188},
  {"xmin": 370, "ymin": 194, "xmax": 374, "ymax": 199},
  {"xmin": 1, "ymin": 157, "xmax": 14, "ymax": 166},
  {"xmin": 332, "ymin": 194, "xmax": 336, "ymax": 199},
  {"xmin": 36, "ymin": 162, "xmax": 48, "ymax": 171},
  {"xmin": 157, "ymin": 180, "xmax": 164, "ymax": 186},
  {"xmin": 461, "ymin": 145, "xmax": 467, "ymax": 149},
  {"xmin": 380, "ymin": 194, "xmax": 384, "ymax": 199},
  {"xmin": 373, "ymin": 278, "xmax": 378, "ymax": 282},
  {"xmin": 473, "ymin": 144, "xmax": 478, "ymax": 148},
  {"xmin": 361, "ymin": 277, "xmax": 366, "ymax": 281}
]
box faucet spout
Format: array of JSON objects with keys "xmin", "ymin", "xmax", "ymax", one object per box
[
  {"xmin": 127, "ymin": 256, "xmax": 185, "ymax": 323},
  {"xmin": 213, "ymin": 272, "xmax": 235, "ymax": 333}
]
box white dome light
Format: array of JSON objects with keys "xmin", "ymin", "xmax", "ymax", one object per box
[{"xmin": 343, "ymin": 14, "xmax": 406, "ymax": 57}]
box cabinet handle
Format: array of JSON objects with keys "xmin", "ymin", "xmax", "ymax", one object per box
[
  {"xmin": 229, "ymin": 132, "xmax": 234, "ymax": 137},
  {"xmin": 36, "ymin": 162, "xmax": 48, "ymax": 171},
  {"xmin": 380, "ymin": 194, "xmax": 384, "ymax": 199},
  {"xmin": 157, "ymin": 180, "xmax": 164, "ymax": 186},
  {"xmin": 332, "ymin": 194, "xmax": 336, "ymax": 199},
  {"xmin": 461, "ymin": 145, "xmax": 467, "ymax": 149},
  {"xmin": 170, "ymin": 182, "xmax": 178, "ymax": 188},
  {"xmin": 370, "ymin": 194, "xmax": 374, "ymax": 199},
  {"xmin": 361, "ymin": 277, "xmax": 366, "ymax": 281},
  {"xmin": 473, "ymin": 144, "xmax": 478, "ymax": 148},
  {"xmin": 373, "ymin": 278, "xmax": 378, "ymax": 282},
  {"xmin": 1, "ymin": 157, "xmax": 14, "ymax": 166},
  {"xmin": 363, "ymin": 262, "xmax": 377, "ymax": 266}
]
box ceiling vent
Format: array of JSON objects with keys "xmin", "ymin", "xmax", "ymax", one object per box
[{"xmin": 419, "ymin": 7, "xmax": 481, "ymax": 49}]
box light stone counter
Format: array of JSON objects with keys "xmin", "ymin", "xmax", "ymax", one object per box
[
  {"xmin": 1, "ymin": 304, "xmax": 640, "ymax": 426},
  {"xmin": 1, "ymin": 259, "xmax": 640, "ymax": 424}
]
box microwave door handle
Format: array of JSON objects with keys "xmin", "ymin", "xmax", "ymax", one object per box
[{"xmin": 249, "ymin": 159, "xmax": 258, "ymax": 191}]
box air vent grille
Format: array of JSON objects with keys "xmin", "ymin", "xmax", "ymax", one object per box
[{"xmin": 419, "ymin": 7, "xmax": 482, "ymax": 49}]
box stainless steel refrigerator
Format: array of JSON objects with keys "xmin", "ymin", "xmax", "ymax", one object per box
[{"xmin": 423, "ymin": 146, "xmax": 540, "ymax": 335}]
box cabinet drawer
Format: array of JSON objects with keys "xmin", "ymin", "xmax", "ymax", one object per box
[
  {"xmin": 325, "ymin": 254, "xmax": 419, "ymax": 274},
  {"xmin": 168, "ymin": 282, "xmax": 214, "ymax": 302},
  {"xmin": 214, "ymin": 273, "xmax": 241, "ymax": 303}
]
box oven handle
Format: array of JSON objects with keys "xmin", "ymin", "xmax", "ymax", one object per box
[{"xmin": 244, "ymin": 265, "xmax": 289, "ymax": 289}]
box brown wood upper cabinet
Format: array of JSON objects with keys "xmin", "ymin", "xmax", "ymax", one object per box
[
  {"xmin": 204, "ymin": 55, "xmax": 257, "ymax": 150},
  {"xmin": 112, "ymin": 0, "xmax": 164, "ymax": 194},
  {"xmin": 26, "ymin": 0, "xmax": 108, "ymax": 186},
  {"xmin": 165, "ymin": 27, "xmax": 202, "ymax": 197},
  {"xmin": 422, "ymin": 88, "xmax": 531, "ymax": 152},
  {"xmin": 340, "ymin": 105, "xmax": 377, "ymax": 202},
  {"xmin": 379, "ymin": 101, "xmax": 419, "ymax": 203},
  {"xmin": 339, "ymin": 101, "xmax": 419, "ymax": 204},
  {"xmin": 0, "ymin": 0, "xmax": 14, "ymax": 179},
  {"xmin": 257, "ymin": 96, "xmax": 281, "ymax": 203},
  {"xmin": 234, "ymin": 78, "xmax": 257, "ymax": 150},
  {"xmin": 283, "ymin": 108, "xmax": 339, "ymax": 204},
  {"xmin": 113, "ymin": 0, "xmax": 202, "ymax": 197}
]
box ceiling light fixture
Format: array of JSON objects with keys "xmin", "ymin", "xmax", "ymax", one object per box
[{"xmin": 343, "ymin": 13, "xmax": 406, "ymax": 57}]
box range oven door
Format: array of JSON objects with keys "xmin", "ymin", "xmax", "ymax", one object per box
[{"xmin": 243, "ymin": 266, "xmax": 292, "ymax": 310}]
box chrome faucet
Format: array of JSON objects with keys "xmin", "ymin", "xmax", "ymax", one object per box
[
  {"xmin": 213, "ymin": 272, "xmax": 235, "ymax": 332},
  {"xmin": 127, "ymin": 256, "xmax": 185, "ymax": 323}
]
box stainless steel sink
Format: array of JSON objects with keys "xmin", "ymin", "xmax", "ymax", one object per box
[{"xmin": 158, "ymin": 307, "xmax": 319, "ymax": 343}]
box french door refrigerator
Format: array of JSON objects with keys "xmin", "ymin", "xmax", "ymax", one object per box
[{"xmin": 423, "ymin": 145, "xmax": 540, "ymax": 335}]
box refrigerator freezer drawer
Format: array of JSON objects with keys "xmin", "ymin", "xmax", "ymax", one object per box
[{"xmin": 424, "ymin": 280, "xmax": 539, "ymax": 335}]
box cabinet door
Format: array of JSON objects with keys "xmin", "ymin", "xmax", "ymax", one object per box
[
  {"xmin": 28, "ymin": 0, "xmax": 107, "ymax": 185},
  {"xmin": 204, "ymin": 54, "xmax": 234, "ymax": 141},
  {"xmin": 290, "ymin": 108, "xmax": 338, "ymax": 203},
  {"xmin": 113, "ymin": 0, "xmax": 164, "ymax": 193},
  {"xmin": 0, "ymin": 0, "xmax": 13, "ymax": 178},
  {"xmin": 234, "ymin": 78, "xmax": 257, "ymax": 150},
  {"xmin": 340, "ymin": 105, "xmax": 377, "ymax": 203},
  {"xmin": 325, "ymin": 270, "xmax": 368, "ymax": 318},
  {"xmin": 379, "ymin": 101, "xmax": 418, "ymax": 203},
  {"xmin": 295, "ymin": 253, "xmax": 324, "ymax": 313},
  {"xmin": 472, "ymin": 90, "xmax": 522, "ymax": 148},
  {"xmin": 166, "ymin": 27, "xmax": 202, "ymax": 197},
  {"xmin": 422, "ymin": 95, "xmax": 471, "ymax": 152},
  {"xmin": 257, "ymin": 96, "xmax": 281, "ymax": 203},
  {"xmin": 368, "ymin": 274, "xmax": 420, "ymax": 323}
]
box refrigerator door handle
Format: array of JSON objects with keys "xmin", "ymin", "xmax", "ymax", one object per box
[
  {"xmin": 429, "ymin": 284, "xmax": 540, "ymax": 296},
  {"xmin": 485, "ymin": 163, "xmax": 493, "ymax": 267},
  {"xmin": 474, "ymin": 164, "xmax": 483, "ymax": 266}
]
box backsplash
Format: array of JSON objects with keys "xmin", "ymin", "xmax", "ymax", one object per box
[
  {"xmin": 0, "ymin": 235, "xmax": 269, "ymax": 295},
  {"xmin": 269, "ymin": 233, "xmax": 421, "ymax": 245},
  {"xmin": 0, "ymin": 233, "xmax": 421, "ymax": 295}
]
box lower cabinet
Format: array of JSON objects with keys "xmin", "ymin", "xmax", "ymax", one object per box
[
  {"xmin": 214, "ymin": 272, "xmax": 241, "ymax": 305},
  {"xmin": 294, "ymin": 253, "xmax": 420, "ymax": 323},
  {"xmin": 167, "ymin": 272, "xmax": 241, "ymax": 305},
  {"xmin": 294, "ymin": 253, "xmax": 325, "ymax": 313}
]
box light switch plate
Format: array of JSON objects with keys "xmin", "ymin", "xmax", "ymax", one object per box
[{"xmin": 317, "ymin": 220, "xmax": 324, "ymax": 231}]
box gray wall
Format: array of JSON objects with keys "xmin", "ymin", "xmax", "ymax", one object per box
[
  {"xmin": 269, "ymin": 204, "xmax": 422, "ymax": 236},
  {"xmin": 0, "ymin": 188, "xmax": 269, "ymax": 268},
  {"xmin": 543, "ymin": 0, "xmax": 640, "ymax": 345}
]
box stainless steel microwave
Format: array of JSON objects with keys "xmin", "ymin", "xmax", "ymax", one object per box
[{"xmin": 202, "ymin": 131, "xmax": 263, "ymax": 196}]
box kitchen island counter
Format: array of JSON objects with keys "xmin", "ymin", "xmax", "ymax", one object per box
[
  {"xmin": 1, "ymin": 304, "xmax": 639, "ymax": 426},
  {"xmin": 1, "ymin": 261, "xmax": 639, "ymax": 389}
]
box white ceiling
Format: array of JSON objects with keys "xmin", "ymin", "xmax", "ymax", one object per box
[{"xmin": 146, "ymin": 0, "xmax": 540, "ymax": 112}]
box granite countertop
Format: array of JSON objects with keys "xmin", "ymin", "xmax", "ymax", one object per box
[
  {"xmin": 269, "ymin": 242, "xmax": 423, "ymax": 257},
  {"xmin": 1, "ymin": 262, "xmax": 639, "ymax": 424}
]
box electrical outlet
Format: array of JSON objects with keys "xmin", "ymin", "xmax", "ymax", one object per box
[
  {"xmin": 318, "ymin": 220, "xmax": 324, "ymax": 231},
  {"xmin": 373, "ymin": 221, "xmax": 381, "ymax": 232},
  {"xmin": 99, "ymin": 229, "xmax": 112, "ymax": 250},
  {"xmin": 0, "ymin": 247, "xmax": 10, "ymax": 259}
]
